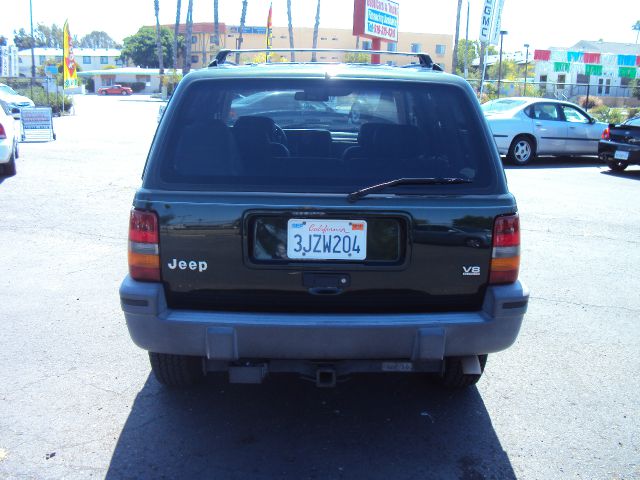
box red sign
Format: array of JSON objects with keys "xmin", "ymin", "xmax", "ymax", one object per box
[{"xmin": 353, "ymin": 0, "xmax": 399, "ymax": 43}]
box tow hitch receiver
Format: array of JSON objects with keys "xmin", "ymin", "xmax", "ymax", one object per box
[{"xmin": 316, "ymin": 368, "xmax": 337, "ymax": 388}]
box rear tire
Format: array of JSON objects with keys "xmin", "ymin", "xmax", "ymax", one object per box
[
  {"xmin": 2, "ymin": 148, "xmax": 17, "ymax": 177},
  {"xmin": 508, "ymin": 135, "xmax": 536, "ymax": 166},
  {"xmin": 149, "ymin": 352, "xmax": 204, "ymax": 388},
  {"xmin": 607, "ymin": 160, "xmax": 628, "ymax": 172},
  {"xmin": 438, "ymin": 355, "xmax": 488, "ymax": 388},
  {"xmin": 121, "ymin": 90, "xmax": 128, "ymax": 96}
]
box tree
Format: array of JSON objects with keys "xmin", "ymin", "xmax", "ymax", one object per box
[
  {"xmin": 287, "ymin": 0, "xmax": 295, "ymax": 62},
  {"xmin": 452, "ymin": 0, "xmax": 462, "ymax": 75},
  {"xmin": 183, "ymin": 0, "xmax": 194, "ymax": 73},
  {"xmin": 155, "ymin": 0, "xmax": 164, "ymax": 74},
  {"xmin": 455, "ymin": 39, "xmax": 479, "ymax": 76},
  {"xmin": 14, "ymin": 24, "xmax": 64, "ymax": 50},
  {"xmin": 311, "ymin": 0, "xmax": 320, "ymax": 62},
  {"xmin": 236, "ymin": 0, "xmax": 248, "ymax": 63},
  {"xmin": 0, "ymin": 36, "xmax": 7, "ymax": 47},
  {"xmin": 79, "ymin": 31, "xmax": 119, "ymax": 49},
  {"xmin": 633, "ymin": 20, "xmax": 640, "ymax": 44},
  {"xmin": 121, "ymin": 26, "xmax": 176, "ymax": 68},
  {"xmin": 173, "ymin": 0, "xmax": 181, "ymax": 69}
]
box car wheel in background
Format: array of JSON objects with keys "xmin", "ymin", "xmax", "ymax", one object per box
[
  {"xmin": 149, "ymin": 352, "xmax": 204, "ymax": 387},
  {"xmin": 100, "ymin": 90, "xmax": 107, "ymax": 95},
  {"xmin": 508, "ymin": 135, "xmax": 536, "ymax": 166},
  {"xmin": 438, "ymin": 354, "xmax": 488, "ymax": 388},
  {"xmin": 607, "ymin": 160, "xmax": 628, "ymax": 172},
  {"xmin": 121, "ymin": 91, "xmax": 128, "ymax": 96}
]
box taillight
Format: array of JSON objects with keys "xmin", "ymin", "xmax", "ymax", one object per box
[
  {"xmin": 128, "ymin": 209, "xmax": 160, "ymax": 281},
  {"xmin": 601, "ymin": 127, "xmax": 610, "ymax": 140},
  {"xmin": 0, "ymin": 123, "xmax": 6, "ymax": 139},
  {"xmin": 490, "ymin": 214, "xmax": 520, "ymax": 284}
]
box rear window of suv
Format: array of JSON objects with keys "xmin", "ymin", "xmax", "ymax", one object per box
[{"xmin": 147, "ymin": 78, "xmax": 497, "ymax": 194}]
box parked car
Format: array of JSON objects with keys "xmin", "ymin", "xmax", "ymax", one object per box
[
  {"xmin": 120, "ymin": 49, "xmax": 528, "ymax": 390},
  {"xmin": 599, "ymin": 115, "xmax": 640, "ymax": 172},
  {"xmin": 0, "ymin": 83, "xmax": 35, "ymax": 114},
  {"xmin": 482, "ymin": 97, "xmax": 606, "ymax": 165},
  {"xmin": 0, "ymin": 100, "xmax": 21, "ymax": 178},
  {"xmin": 97, "ymin": 84, "xmax": 132, "ymax": 96}
]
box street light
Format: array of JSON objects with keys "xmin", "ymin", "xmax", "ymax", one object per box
[
  {"xmin": 497, "ymin": 30, "xmax": 508, "ymax": 99},
  {"xmin": 523, "ymin": 43, "xmax": 530, "ymax": 96}
]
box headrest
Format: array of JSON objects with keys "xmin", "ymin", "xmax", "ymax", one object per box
[
  {"xmin": 371, "ymin": 125, "xmax": 423, "ymax": 159},
  {"xmin": 234, "ymin": 116, "xmax": 276, "ymax": 132},
  {"xmin": 357, "ymin": 123, "xmax": 387, "ymax": 150}
]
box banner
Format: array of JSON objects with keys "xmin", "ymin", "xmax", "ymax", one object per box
[
  {"xmin": 478, "ymin": 0, "xmax": 495, "ymax": 44},
  {"xmin": 63, "ymin": 20, "xmax": 78, "ymax": 89},
  {"xmin": 488, "ymin": 0, "xmax": 505, "ymax": 46},
  {"xmin": 265, "ymin": 2, "xmax": 273, "ymax": 62}
]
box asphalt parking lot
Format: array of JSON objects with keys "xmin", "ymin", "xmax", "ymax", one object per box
[{"xmin": 1, "ymin": 94, "xmax": 639, "ymax": 480}]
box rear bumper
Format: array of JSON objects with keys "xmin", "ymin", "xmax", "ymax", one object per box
[
  {"xmin": 599, "ymin": 140, "xmax": 640, "ymax": 164},
  {"xmin": 120, "ymin": 276, "xmax": 528, "ymax": 361}
]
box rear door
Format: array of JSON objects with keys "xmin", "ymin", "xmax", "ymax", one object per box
[
  {"xmin": 530, "ymin": 102, "xmax": 567, "ymax": 154},
  {"xmin": 559, "ymin": 104, "xmax": 600, "ymax": 155}
]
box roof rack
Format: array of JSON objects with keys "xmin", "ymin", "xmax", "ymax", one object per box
[{"xmin": 209, "ymin": 48, "xmax": 443, "ymax": 71}]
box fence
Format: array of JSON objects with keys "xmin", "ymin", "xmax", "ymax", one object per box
[{"xmin": 466, "ymin": 79, "xmax": 639, "ymax": 108}]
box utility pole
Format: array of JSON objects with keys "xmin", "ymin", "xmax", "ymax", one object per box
[
  {"xmin": 29, "ymin": 0, "xmax": 36, "ymax": 95},
  {"xmin": 523, "ymin": 43, "xmax": 529, "ymax": 96}
]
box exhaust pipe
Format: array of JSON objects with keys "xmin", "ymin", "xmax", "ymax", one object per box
[{"xmin": 316, "ymin": 367, "xmax": 337, "ymax": 388}]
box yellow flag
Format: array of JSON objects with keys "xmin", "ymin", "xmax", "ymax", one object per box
[{"xmin": 63, "ymin": 20, "xmax": 78, "ymax": 89}]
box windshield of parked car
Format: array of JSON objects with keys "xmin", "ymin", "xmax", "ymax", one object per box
[
  {"xmin": 0, "ymin": 85, "xmax": 19, "ymax": 96},
  {"xmin": 481, "ymin": 99, "xmax": 527, "ymax": 114},
  {"xmin": 149, "ymin": 78, "xmax": 497, "ymax": 194}
]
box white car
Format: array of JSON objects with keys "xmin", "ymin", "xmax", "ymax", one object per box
[
  {"xmin": 0, "ymin": 100, "xmax": 20, "ymax": 177},
  {"xmin": 482, "ymin": 97, "xmax": 607, "ymax": 165},
  {"xmin": 0, "ymin": 83, "xmax": 35, "ymax": 113}
]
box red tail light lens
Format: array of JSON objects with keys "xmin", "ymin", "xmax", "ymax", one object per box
[
  {"xmin": 0, "ymin": 123, "xmax": 6, "ymax": 139},
  {"xmin": 128, "ymin": 209, "xmax": 160, "ymax": 281},
  {"xmin": 601, "ymin": 127, "xmax": 610, "ymax": 140},
  {"xmin": 490, "ymin": 214, "xmax": 520, "ymax": 284}
]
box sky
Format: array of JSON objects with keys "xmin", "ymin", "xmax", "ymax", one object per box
[{"xmin": 2, "ymin": 0, "xmax": 639, "ymax": 55}]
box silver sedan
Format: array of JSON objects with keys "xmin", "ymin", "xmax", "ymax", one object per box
[{"xmin": 482, "ymin": 97, "xmax": 607, "ymax": 165}]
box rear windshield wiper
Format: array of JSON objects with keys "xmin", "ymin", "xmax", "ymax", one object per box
[{"xmin": 347, "ymin": 177, "xmax": 472, "ymax": 203}]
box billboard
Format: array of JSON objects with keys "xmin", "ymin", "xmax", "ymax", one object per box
[{"xmin": 353, "ymin": 0, "xmax": 399, "ymax": 43}]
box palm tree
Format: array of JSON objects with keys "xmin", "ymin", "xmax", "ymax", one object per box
[
  {"xmin": 154, "ymin": 0, "xmax": 164, "ymax": 74},
  {"xmin": 633, "ymin": 20, "xmax": 640, "ymax": 44},
  {"xmin": 452, "ymin": 0, "xmax": 462, "ymax": 74},
  {"xmin": 287, "ymin": 0, "xmax": 295, "ymax": 61},
  {"xmin": 173, "ymin": 0, "xmax": 181, "ymax": 69},
  {"xmin": 311, "ymin": 0, "xmax": 320, "ymax": 62},
  {"xmin": 236, "ymin": 0, "xmax": 248, "ymax": 63},
  {"xmin": 183, "ymin": 0, "xmax": 194, "ymax": 73},
  {"xmin": 213, "ymin": 0, "xmax": 220, "ymax": 47}
]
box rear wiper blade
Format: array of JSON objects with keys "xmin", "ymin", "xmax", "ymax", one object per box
[{"xmin": 347, "ymin": 177, "xmax": 472, "ymax": 202}]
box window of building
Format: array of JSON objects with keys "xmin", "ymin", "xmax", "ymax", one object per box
[
  {"xmin": 435, "ymin": 44, "xmax": 446, "ymax": 55},
  {"xmin": 362, "ymin": 40, "xmax": 372, "ymax": 50},
  {"xmin": 410, "ymin": 43, "xmax": 421, "ymax": 53},
  {"xmin": 55, "ymin": 56, "xmax": 62, "ymax": 62},
  {"xmin": 191, "ymin": 55, "xmax": 199, "ymax": 64},
  {"xmin": 539, "ymin": 74, "xmax": 548, "ymax": 91},
  {"xmin": 100, "ymin": 56, "xmax": 108, "ymax": 64},
  {"xmin": 387, "ymin": 43, "xmax": 397, "ymax": 52},
  {"xmin": 332, "ymin": 37, "xmax": 338, "ymax": 41},
  {"xmin": 83, "ymin": 56, "xmax": 91, "ymax": 65},
  {"xmin": 280, "ymin": 35, "xmax": 287, "ymax": 39},
  {"xmin": 576, "ymin": 74, "xmax": 590, "ymax": 85},
  {"xmin": 620, "ymin": 77, "xmax": 631, "ymax": 88},
  {"xmin": 191, "ymin": 36, "xmax": 197, "ymax": 44},
  {"xmin": 321, "ymin": 37, "xmax": 327, "ymax": 41},
  {"xmin": 39, "ymin": 55, "xmax": 46, "ymax": 64},
  {"xmin": 557, "ymin": 74, "xmax": 566, "ymax": 90},
  {"xmin": 227, "ymin": 34, "xmax": 234, "ymax": 38}
]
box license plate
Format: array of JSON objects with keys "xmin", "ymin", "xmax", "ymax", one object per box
[
  {"xmin": 287, "ymin": 219, "xmax": 367, "ymax": 260},
  {"xmin": 382, "ymin": 362, "xmax": 413, "ymax": 372},
  {"xmin": 614, "ymin": 150, "xmax": 629, "ymax": 160}
]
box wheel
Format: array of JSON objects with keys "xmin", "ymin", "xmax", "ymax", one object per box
[
  {"xmin": 1, "ymin": 147, "xmax": 17, "ymax": 176},
  {"xmin": 121, "ymin": 90, "xmax": 128, "ymax": 96},
  {"xmin": 607, "ymin": 160, "xmax": 628, "ymax": 172},
  {"xmin": 149, "ymin": 352, "xmax": 204, "ymax": 387},
  {"xmin": 100, "ymin": 90, "xmax": 107, "ymax": 95},
  {"xmin": 438, "ymin": 355, "xmax": 488, "ymax": 388},
  {"xmin": 508, "ymin": 135, "xmax": 536, "ymax": 165}
]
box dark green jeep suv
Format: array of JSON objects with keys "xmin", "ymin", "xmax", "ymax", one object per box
[{"xmin": 120, "ymin": 49, "xmax": 528, "ymax": 389}]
